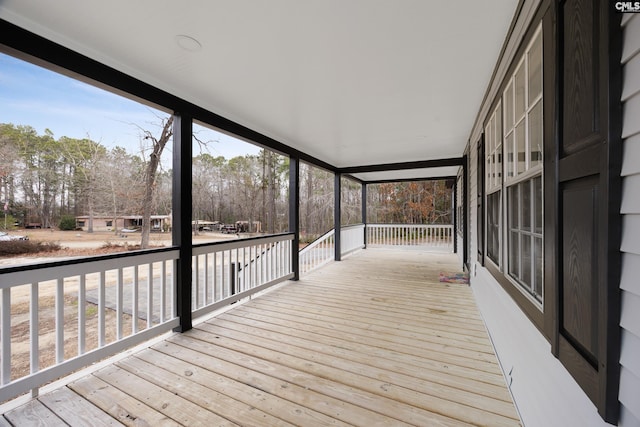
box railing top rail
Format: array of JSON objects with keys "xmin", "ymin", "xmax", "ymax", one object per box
[
  {"xmin": 367, "ymin": 223, "xmax": 453, "ymax": 228},
  {"xmin": 0, "ymin": 245, "xmax": 179, "ymax": 276},
  {"xmin": 192, "ymin": 232, "xmax": 294, "ymax": 256},
  {"xmin": 340, "ymin": 223, "xmax": 365, "ymax": 230},
  {"xmin": 1, "ymin": 248, "xmax": 180, "ymax": 289},
  {"xmin": 299, "ymin": 229, "xmax": 335, "ymax": 254}
]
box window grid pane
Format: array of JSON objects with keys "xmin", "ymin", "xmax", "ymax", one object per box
[
  {"xmin": 529, "ymin": 100, "xmax": 543, "ymax": 168},
  {"xmin": 487, "ymin": 191, "xmax": 501, "ymax": 265},
  {"xmin": 528, "ymin": 33, "xmax": 543, "ymax": 103},
  {"xmin": 534, "ymin": 237, "xmax": 543, "ymax": 298},
  {"xmin": 522, "ymin": 179, "xmax": 531, "ymax": 232},
  {"xmin": 505, "ymin": 82, "xmax": 514, "ymax": 131},
  {"xmin": 522, "ymin": 234, "xmax": 532, "ymax": 292},
  {"xmin": 506, "ymin": 132, "xmax": 514, "ymax": 178},
  {"xmin": 514, "ymin": 63, "xmax": 526, "ymax": 121},
  {"xmin": 507, "ymin": 177, "xmax": 543, "ymax": 303},
  {"xmin": 534, "ymin": 176, "xmax": 543, "ymax": 233},
  {"xmin": 509, "ymin": 230, "xmax": 520, "ymax": 278},
  {"xmin": 515, "ymin": 120, "xmax": 526, "ymax": 174},
  {"xmin": 486, "ymin": 103, "xmax": 503, "ymax": 192}
]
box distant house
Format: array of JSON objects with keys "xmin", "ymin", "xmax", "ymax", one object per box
[
  {"xmin": 191, "ymin": 220, "xmax": 221, "ymax": 231},
  {"xmin": 75, "ymin": 215, "xmax": 171, "ymax": 232}
]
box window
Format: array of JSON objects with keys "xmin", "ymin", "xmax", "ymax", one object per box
[{"xmin": 502, "ymin": 25, "xmax": 543, "ymax": 304}]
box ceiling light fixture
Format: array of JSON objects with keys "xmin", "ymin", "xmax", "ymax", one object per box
[{"xmin": 175, "ymin": 35, "xmax": 202, "ymax": 52}]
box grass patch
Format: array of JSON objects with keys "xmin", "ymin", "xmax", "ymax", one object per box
[{"xmin": 85, "ymin": 304, "xmax": 99, "ymax": 317}]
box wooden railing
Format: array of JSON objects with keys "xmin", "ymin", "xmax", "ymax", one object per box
[
  {"xmin": 341, "ymin": 223, "xmax": 366, "ymax": 255},
  {"xmin": 299, "ymin": 229, "xmax": 335, "ymax": 275},
  {"xmin": 0, "ymin": 233, "xmax": 294, "ymax": 404},
  {"xmin": 191, "ymin": 233, "xmax": 294, "ymax": 320},
  {"xmin": 0, "ymin": 248, "xmax": 179, "ymax": 402},
  {"xmin": 366, "ymin": 224, "xmax": 453, "ymax": 250},
  {"xmin": 298, "ymin": 224, "xmax": 366, "ymax": 276}
]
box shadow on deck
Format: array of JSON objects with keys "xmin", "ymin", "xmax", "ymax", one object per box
[{"xmin": 1, "ymin": 249, "xmax": 520, "ymax": 426}]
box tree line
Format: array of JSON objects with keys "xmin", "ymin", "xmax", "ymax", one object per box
[{"xmin": 1, "ymin": 122, "xmax": 452, "ymax": 243}]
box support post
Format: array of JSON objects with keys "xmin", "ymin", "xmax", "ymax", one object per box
[
  {"xmin": 453, "ymin": 179, "xmax": 458, "ymax": 254},
  {"xmin": 289, "ymin": 156, "xmax": 300, "ymax": 280},
  {"xmin": 462, "ymin": 154, "xmax": 469, "ymax": 270},
  {"xmin": 172, "ymin": 113, "xmax": 192, "ymax": 332},
  {"xmin": 334, "ymin": 173, "xmax": 342, "ymax": 261},
  {"xmin": 361, "ymin": 183, "xmax": 367, "ymax": 249}
]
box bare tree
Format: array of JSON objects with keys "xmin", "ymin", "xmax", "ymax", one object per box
[
  {"xmin": 137, "ymin": 115, "xmax": 173, "ymax": 249},
  {"xmin": 60, "ymin": 136, "xmax": 107, "ymax": 233}
]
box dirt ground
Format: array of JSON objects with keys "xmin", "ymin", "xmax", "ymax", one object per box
[
  {"xmin": 0, "ymin": 228, "xmax": 236, "ymax": 267},
  {"xmin": 6, "ymin": 228, "xmax": 229, "ymax": 247}
]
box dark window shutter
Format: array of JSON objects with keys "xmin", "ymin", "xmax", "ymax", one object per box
[{"xmin": 549, "ymin": 0, "xmax": 622, "ymax": 421}]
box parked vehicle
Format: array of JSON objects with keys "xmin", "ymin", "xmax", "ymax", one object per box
[
  {"xmin": 220, "ymin": 224, "xmax": 238, "ymax": 234},
  {"xmin": 0, "ymin": 231, "xmax": 29, "ymax": 241}
]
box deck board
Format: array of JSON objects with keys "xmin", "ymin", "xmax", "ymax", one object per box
[
  {"xmin": 2, "ymin": 249, "xmax": 521, "ymax": 426},
  {"xmin": 3, "ymin": 399, "xmax": 62, "ymax": 426},
  {"xmin": 38, "ymin": 388, "xmax": 125, "ymax": 427}
]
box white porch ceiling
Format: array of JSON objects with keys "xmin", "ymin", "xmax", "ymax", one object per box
[{"xmin": 0, "ymin": 0, "xmax": 518, "ymax": 182}]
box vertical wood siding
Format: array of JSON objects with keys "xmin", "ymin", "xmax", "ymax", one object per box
[{"xmin": 619, "ymin": 13, "xmax": 640, "ymax": 427}]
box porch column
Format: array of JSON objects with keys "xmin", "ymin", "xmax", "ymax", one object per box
[
  {"xmin": 334, "ymin": 173, "xmax": 342, "ymax": 261},
  {"xmin": 289, "ymin": 156, "xmax": 300, "ymax": 280},
  {"xmin": 453, "ymin": 179, "xmax": 458, "ymax": 254},
  {"xmin": 462, "ymin": 154, "xmax": 468, "ymax": 269},
  {"xmin": 172, "ymin": 113, "xmax": 192, "ymax": 332},
  {"xmin": 361, "ymin": 182, "xmax": 367, "ymax": 248}
]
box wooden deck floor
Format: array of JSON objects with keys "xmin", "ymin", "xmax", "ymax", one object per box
[{"xmin": 1, "ymin": 249, "xmax": 521, "ymax": 426}]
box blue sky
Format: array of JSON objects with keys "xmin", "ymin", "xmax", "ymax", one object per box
[{"xmin": 0, "ymin": 53, "xmax": 260, "ymax": 159}]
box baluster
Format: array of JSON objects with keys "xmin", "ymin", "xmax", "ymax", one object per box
[
  {"xmin": 132, "ymin": 265, "xmax": 139, "ymax": 334},
  {"xmin": 235, "ymin": 247, "xmax": 240, "ymax": 293},
  {"xmin": 76, "ymin": 276, "xmax": 86, "ymax": 357},
  {"xmin": 204, "ymin": 254, "xmax": 210, "ymax": 305},
  {"xmin": 98, "ymin": 271, "xmax": 105, "ymax": 347},
  {"xmin": 194, "ymin": 254, "xmax": 200, "ymax": 309},
  {"xmin": 55, "ymin": 278, "xmax": 64, "ymax": 363},
  {"xmin": 221, "ymin": 250, "xmax": 226, "ymax": 299},
  {"xmin": 213, "ymin": 251, "xmax": 218, "ymax": 302},
  {"xmin": 116, "ymin": 268, "xmax": 123, "ymax": 340},
  {"xmin": 28, "ymin": 283, "xmax": 38, "ymax": 398},
  {"xmin": 147, "ymin": 263, "xmax": 153, "ymax": 328},
  {"xmin": 243, "ymin": 245, "xmax": 247, "ymax": 291},
  {"xmin": 1, "ymin": 287, "xmax": 11, "ymax": 385},
  {"xmin": 277, "ymin": 241, "xmax": 280, "ymax": 278},
  {"xmin": 30, "ymin": 282, "xmax": 39, "ymax": 377},
  {"xmin": 160, "ymin": 261, "xmax": 167, "ymax": 322}
]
